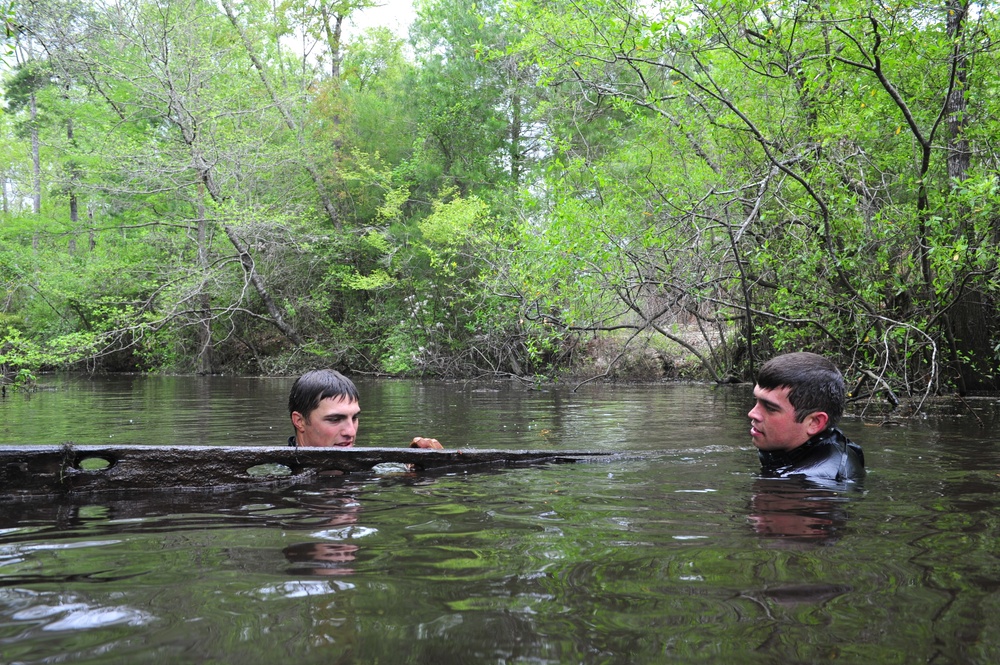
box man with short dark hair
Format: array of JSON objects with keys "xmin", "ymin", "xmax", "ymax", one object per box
[
  {"xmin": 288, "ymin": 369, "xmax": 442, "ymax": 449},
  {"xmin": 747, "ymin": 352, "xmax": 864, "ymax": 481}
]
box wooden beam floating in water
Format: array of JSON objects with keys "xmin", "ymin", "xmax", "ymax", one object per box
[{"xmin": 0, "ymin": 445, "xmax": 617, "ymax": 498}]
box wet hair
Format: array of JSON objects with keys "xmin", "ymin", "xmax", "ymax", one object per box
[
  {"xmin": 756, "ymin": 352, "xmax": 845, "ymax": 426},
  {"xmin": 288, "ymin": 369, "xmax": 359, "ymax": 421}
]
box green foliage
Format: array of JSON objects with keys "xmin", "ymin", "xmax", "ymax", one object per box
[
  {"xmin": 1, "ymin": 1, "xmax": 13, "ymax": 63},
  {"xmin": 5, "ymin": 0, "xmax": 999, "ymax": 390},
  {"xmin": 499, "ymin": 0, "xmax": 1000, "ymax": 390}
]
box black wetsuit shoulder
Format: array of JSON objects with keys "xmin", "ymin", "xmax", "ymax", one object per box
[{"xmin": 758, "ymin": 427, "xmax": 865, "ymax": 482}]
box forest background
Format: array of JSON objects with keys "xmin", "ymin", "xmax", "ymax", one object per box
[{"xmin": 2, "ymin": 0, "xmax": 1000, "ymax": 401}]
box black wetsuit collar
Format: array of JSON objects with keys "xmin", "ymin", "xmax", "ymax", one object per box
[{"xmin": 758, "ymin": 427, "xmax": 864, "ymax": 482}]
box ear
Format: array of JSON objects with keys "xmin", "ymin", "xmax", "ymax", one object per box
[
  {"xmin": 291, "ymin": 411, "xmax": 307, "ymax": 433},
  {"xmin": 803, "ymin": 411, "xmax": 829, "ymax": 436}
]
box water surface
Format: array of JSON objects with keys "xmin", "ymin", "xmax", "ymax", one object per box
[{"xmin": 2, "ymin": 376, "xmax": 1000, "ymax": 663}]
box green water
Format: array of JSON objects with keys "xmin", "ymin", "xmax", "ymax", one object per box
[{"xmin": 2, "ymin": 376, "xmax": 1000, "ymax": 663}]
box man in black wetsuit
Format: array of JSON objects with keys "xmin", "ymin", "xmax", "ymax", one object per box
[{"xmin": 747, "ymin": 352, "xmax": 864, "ymax": 482}]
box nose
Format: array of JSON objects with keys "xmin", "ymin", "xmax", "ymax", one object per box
[
  {"xmin": 748, "ymin": 403, "xmax": 761, "ymax": 422},
  {"xmin": 344, "ymin": 419, "xmax": 358, "ymax": 437}
]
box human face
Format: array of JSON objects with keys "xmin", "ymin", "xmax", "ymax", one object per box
[
  {"xmin": 292, "ymin": 396, "xmax": 360, "ymax": 447},
  {"xmin": 748, "ymin": 385, "xmax": 825, "ymax": 452}
]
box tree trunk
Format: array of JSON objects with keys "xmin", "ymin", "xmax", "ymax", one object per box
[
  {"xmin": 88, "ymin": 205, "xmax": 96, "ymax": 251},
  {"xmin": 319, "ymin": 4, "xmax": 343, "ymax": 81},
  {"xmin": 510, "ymin": 90, "xmax": 521, "ymax": 185},
  {"xmin": 67, "ymin": 116, "xmax": 78, "ymax": 253},
  {"xmin": 30, "ymin": 90, "xmax": 41, "ymax": 214},
  {"xmin": 191, "ymin": 162, "xmax": 304, "ymax": 349},
  {"xmin": 222, "ymin": 224, "xmax": 305, "ymax": 347},
  {"xmin": 319, "ymin": 5, "xmax": 344, "ymax": 159},
  {"xmin": 196, "ymin": 183, "xmax": 214, "ymax": 375},
  {"xmin": 943, "ymin": 1, "xmax": 996, "ymax": 391},
  {"xmin": 945, "ymin": 1, "xmax": 971, "ymax": 187}
]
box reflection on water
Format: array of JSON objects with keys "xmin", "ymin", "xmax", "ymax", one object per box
[
  {"xmin": 285, "ymin": 542, "xmax": 360, "ymax": 576},
  {"xmin": 3, "ymin": 377, "xmax": 1000, "ymax": 663},
  {"xmin": 747, "ymin": 477, "xmax": 856, "ymax": 547},
  {"xmin": 6, "ymin": 588, "xmax": 155, "ymax": 631},
  {"xmin": 283, "ymin": 481, "xmax": 367, "ymax": 576}
]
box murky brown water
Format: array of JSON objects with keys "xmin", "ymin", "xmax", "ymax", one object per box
[{"xmin": 2, "ymin": 375, "xmax": 1000, "ymax": 663}]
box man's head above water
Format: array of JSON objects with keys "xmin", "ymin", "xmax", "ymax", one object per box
[
  {"xmin": 748, "ymin": 352, "xmax": 846, "ymax": 453},
  {"xmin": 288, "ymin": 369, "xmax": 361, "ymax": 448}
]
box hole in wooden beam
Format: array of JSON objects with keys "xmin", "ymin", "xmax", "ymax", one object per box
[
  {"xmin": 246, "ymin": 463, "xmax": 293, "ymax": 478},
  {"xmin": 78, "ymin": 457, "xmax": 113, "ymax": 471},
  {"xmin": 371, "ymin": 462, "xmax": 414, "ymax": 474}
]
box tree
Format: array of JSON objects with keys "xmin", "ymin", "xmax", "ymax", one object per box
[
  {"xmin": 409, "ymin": 0, "xmax": 541, "ymax": 195},
  {"xmin": 221, "ymin": 0, "xmax": 347, "ymax": 230},
  {"xmin": 2, "ymin": 0, "xmax": 321, "ymax": 373},
  {"xmin": 506, "ymin": 0, "xmax": 1000, "ymax": 393},
  {"xmin": 5, "ymin": 61, "xmax": 44, "ymax": 216}
]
